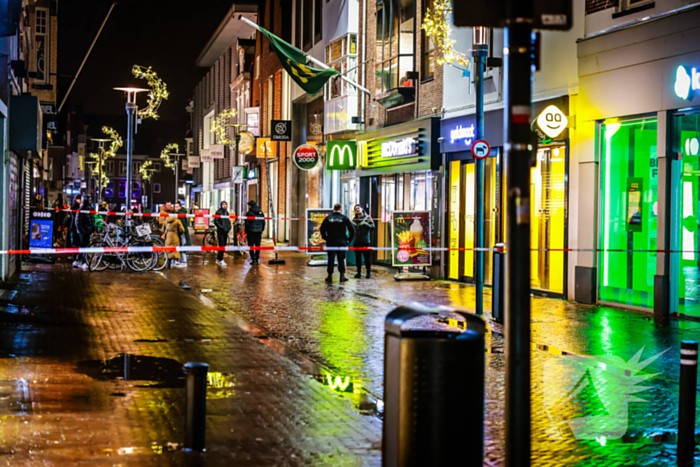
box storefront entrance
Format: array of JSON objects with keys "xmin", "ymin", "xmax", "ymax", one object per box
[{"xmin": 448, "ymin": 145, "xmax": 567, "ymax": 295}]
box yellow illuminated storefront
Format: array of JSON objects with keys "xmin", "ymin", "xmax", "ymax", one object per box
[{"xmin": 443, "ymin": 101, "xmax": 570, "ymax": 296}]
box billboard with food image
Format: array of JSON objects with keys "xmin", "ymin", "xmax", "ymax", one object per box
[
  {"xmin": 306, "ymin": 209, "xmax": 333, "ymax": 255},
  {"xmin": 391, "ymin": 211, "xmax": 431, "ymax": 267}
]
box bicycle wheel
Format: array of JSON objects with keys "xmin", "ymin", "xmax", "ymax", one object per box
[
  {"xmin": 149, "ymin": 235, "xmax": 168, "ymax": 272},
  {"xmin": 86, "ymin": 242, "xmax": 108, "ymax": 272}
]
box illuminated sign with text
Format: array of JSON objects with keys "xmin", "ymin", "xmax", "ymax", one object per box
[{"xmin": 381, "ymin": 137, "xmax": 417, "ymax": 158}]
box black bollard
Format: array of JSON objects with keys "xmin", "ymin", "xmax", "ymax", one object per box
[
  {"xmin": 184, "ymin": 362, "xmax": 209, "ymax": 452},
  {"xmin": 492, "ymin": 243, "xmax": 506, "ymax": 324},
  {"xmin": 678, "ymin": 341, "xmax": 698, "ymax": 467}
]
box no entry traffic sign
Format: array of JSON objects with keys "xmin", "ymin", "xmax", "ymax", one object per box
[{"xmin": 471, "ymin": 140, "xmax": 491, "ymax": 159}]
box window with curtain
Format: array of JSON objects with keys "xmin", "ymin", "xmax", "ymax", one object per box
[{"xmin": 375, "ymin": 0, "xmax": 415, "ymax": 94}]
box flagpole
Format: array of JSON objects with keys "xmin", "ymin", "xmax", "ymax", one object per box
[{"xmin": 240, "ymin": 16, "xmax": 371, "ymax": 96}]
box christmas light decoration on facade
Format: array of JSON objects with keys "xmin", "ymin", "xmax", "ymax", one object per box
[
  {"xmin": 139, "ymin": 160, "xmax": 153, "ymax": 181},
  {"xmin": 132, "ymin": 65, "xmax": 169, "ymax": 120},
  {"xmin": 422, "ymin": 0, "xmax": 470, "ymax": 70},
  {"xmin": 160, "ymin": 143, "xmax": 179, "ymax": 168},
  {"xmin": 211, "ymin": 109, "xmax": 237, "ymax": 147}
]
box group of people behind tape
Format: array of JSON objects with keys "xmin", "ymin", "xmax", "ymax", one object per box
[{"xmin": 34, "ymin": 191, "xmax": 378, "ymax": 278}]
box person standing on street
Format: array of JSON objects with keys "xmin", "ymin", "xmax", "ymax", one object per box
[
  {"xmin": 68, "ymin": 194, "xmax": 82, "ymax": 267},
  {"xmin": 162, "ymin": 216, "xmax": 185, "ymax": 268},
  {"xmin": 352, "ymin": 204, "xmax": 375, "ymax": 279},
  {"xmin": 244, "ymin": 200, "xmax": 266, "ymax": 265},
  {"xmin": 213, "ymin": 201, "xmax": 231, "ymax": 267},
  {"xmin": 76, "ymin": 196, "xmax": 95, "ymax": 270},
  {"xmin": 175, "ymin": 201, "xmax": 190, "ymax": 266},
  {"xmin": 320, "ymin": 203, "xmax": 355, "ymax": 283}
]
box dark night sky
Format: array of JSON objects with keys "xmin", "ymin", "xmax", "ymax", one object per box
[{"xmin": 58, "ymin": 0, "xmax": 236, "ymax": 154}]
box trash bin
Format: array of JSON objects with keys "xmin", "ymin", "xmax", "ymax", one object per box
[{"xmin": 383, "ymin": 304, "xmax": 485, "ymax": 466}]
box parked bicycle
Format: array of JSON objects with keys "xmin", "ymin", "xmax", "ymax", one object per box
[{"xmin": 86, "ymin": 222, "xmax": 167, "ymax": 272}]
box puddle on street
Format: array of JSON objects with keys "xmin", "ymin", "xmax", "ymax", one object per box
[{"xmin": 76, "ymin": 354, "xmax": 185, "ymax": 388}]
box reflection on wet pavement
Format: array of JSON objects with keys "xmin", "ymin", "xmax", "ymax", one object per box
[
  {"xmin": 162, "ymin": 250, "xmax": 700, "ymax": 465},
  {"xmin": 76, "ymin": 354, "xmax": 186, "ymax": 388}
]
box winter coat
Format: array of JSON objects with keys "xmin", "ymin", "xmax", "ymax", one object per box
[
  {"xmin": 157, "ymin": 206, "xmax": 169, "ymax": 232},
  {"xmin": 320, "ymin": 211, "xmax": 355, "ymax": 247},
  {"xmin": 352, "ymin": 213, "xmax": 375, "ymax": 247},
  {"xmin": 68, "ymin": 201, "xmax": 80, "ymax": 234},
  {"xmin": 244, "ymin": 205, "xmax": 266, "ymax": 233},
  {"xmin": 76, "ymin": 203, "xmax": 95, "ymax": 238},
  {"xmin": 164, "ymin": 217, "xmax": 184, "ymax": 260},
  {"xmin": 214, "ymin": 208, "xmax": 231, "ymax": 233},
  {"xmin": 177, "ymin": 207, "xmax": 191, "ymax": 246}
]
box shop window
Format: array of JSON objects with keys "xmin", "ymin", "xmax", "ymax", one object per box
[
  {"xmin": 314, "ymin": 0, "xmax": 322, "ymax": 44},
  {"xmin": 325, "ymin": 34, "xmax": 358, "ymax": 100},
  {"xmin": 673, "ymin": 112, "xmax": 700, "ymax": 317},
  {"xmin": 375, "ymin": 0, "xmax": 415, "ymax": 95},
  {"xmin": 105, "ymin": 161, "xmax": 114, "ymax": 176},
  {"xmin": 119, "ymin": 161, "xmax": 126, "ymax": 175},
  {"xmin": 599, "ymin": 118, "xmax": 658, "ymax": 309},
  {"xmin": 421, "ymin": 0, "xmax": 435, "ymax": 81},
  {"xmin": 303, "ymin": 0, "xmax": 313, "ymax": 51}
]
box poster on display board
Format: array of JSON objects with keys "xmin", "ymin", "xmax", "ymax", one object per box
[
  {"xmin": 305, "ymin": 209, "xmax": 333, "ymax": 255},
  {"xmin": 626, "ymin": 178, "xmax": 643, "ymax": 232},
  {"xmin": 29, "ymin": 211, "xmax": 54, "ymax": 248},
  {"xmin": 194, "ymin": 209, "xmax": 210, "ymax": 231},
  {"xmin": 391, "ymin": 211, "xmax": 431, "ymax": 267}
]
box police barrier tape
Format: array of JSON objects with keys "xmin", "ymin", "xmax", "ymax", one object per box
[
  {"xmin": 4, "ymin": 245, "xmax": 700, "ymax": 255},
  {"xmin": 26, "ymin": 207, "xmax": 424, "ymax": 222}
]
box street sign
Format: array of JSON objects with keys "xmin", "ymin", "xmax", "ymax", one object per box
[
  {"xmin": 453, "ymin": 0, "xmax": 572, "ymax": 30},
  {"xmin": 471, "ymin": 140, "xmax": 491, "ymax": 159},
  {"xmin": 271, "ymin": 120, "xmax": 292, "ymax": 141},
  {"xmin": 231, "ymin": 166, "xmax": 244, "ymax": 184},
  {"xmin": 293, "ymin": 144, "xmax": 320, "ymax": 171}
]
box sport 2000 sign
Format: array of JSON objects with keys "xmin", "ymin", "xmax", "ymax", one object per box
[{"xmin": 293, "ymin": 144, "xmax": 320, "ymax": 171}]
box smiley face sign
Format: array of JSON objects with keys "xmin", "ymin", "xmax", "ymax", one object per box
[{"xmin": 534, "ymin": 105, "xmax": 568, "ymax": 141}]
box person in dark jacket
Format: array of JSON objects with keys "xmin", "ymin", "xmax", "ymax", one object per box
[
  {"xmin": 213, "ymin": 201, "xmax": 231, "ymax": 266},
  {"xmin": 352, "ymin": 204, "xmax": 375, "ymax": 279},
  {"xmin": 75, "ymin": 196, "xmax": 95, "ymax": 270},
  {"xmin": 67, "ymin": 194, "xmax": 82, "ymax": 267},
  {"xmin": 320, "ymin": 203, "xmax": 355, "ymax": 283},
  {"xmin": 244, "ymin": 200, "xmax": 266, "ymax": 265}
]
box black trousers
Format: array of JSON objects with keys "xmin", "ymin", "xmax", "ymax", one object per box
[
  {"xmin": 247, "ymin": 232, "xmax": 262, "ymax": 261},
  {"xmin": 355, "ymin": 248, "xmax": 372, "ymax": 274},
  {"xmin": 327, "ymin": 251, "xmax": 347, "ymax": 275},
  {"xmin": 217, "ymin": 230, "xmax": 228, "ymax": 261}
]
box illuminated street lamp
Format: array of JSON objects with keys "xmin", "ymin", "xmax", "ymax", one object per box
[{"xmin": 113, "ymin": 86, "xmax": 148, "ymax": 215}]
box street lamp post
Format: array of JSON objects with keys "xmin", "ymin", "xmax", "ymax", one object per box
[
  {"xmin": 168, "ymin": 153, "xmax": 187, "ymax": 202},
  {"xmin": 225, "ymin": 124, "xmax": 247, "ymax": 216},
  {"xmin": 90, "ymin": 138, "xmax": 111, "ymax": 205},
  {"xmin": 113, "ymin": 87, "xmax": 147, "ymax": 218},
  {"xmin": 473, "ymin": 27, "xmax": 489, "ymax": 317}
]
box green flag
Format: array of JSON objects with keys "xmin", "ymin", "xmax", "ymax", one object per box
[{"xmin": 258, "ymin": 25, "xmax": 338, "ymax": 96}]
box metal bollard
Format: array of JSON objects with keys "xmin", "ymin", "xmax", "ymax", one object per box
[
  {"xmin": 492, "ymin": 243, "xmax": 505, "ymax": 325},
  {"xmin": 184, "ymin": 362, "xmax": 209, "ymax": 452},
  {"xmin": 678, "ymin": 341, "xmax": 698, "ymax": 467}
]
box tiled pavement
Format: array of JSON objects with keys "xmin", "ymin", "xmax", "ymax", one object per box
[
  {"xmin": 0, "ymin": 263, "xmax": 382, "ymax": 466},
  {"xmin": 1, "ymin": 240, "xmax": 700, "ymax": 465}
]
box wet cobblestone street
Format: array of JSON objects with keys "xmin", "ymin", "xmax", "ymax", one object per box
[{"xmin": 0, "ymin": 247, "xmax": 699, "ymax": 465}]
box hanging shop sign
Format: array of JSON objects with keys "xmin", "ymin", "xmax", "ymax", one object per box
[
  {"xmin": 29, "ymin": 210, "xmax": 54, "ymax": 249},
  {"xmin": 391, "ymin": 210, "xmax": 431, "ymax": 267},
  {"xmin": 327, "ymin": 141, "xmax": 356, "ymax": 170},
  {"xmin": 471, "ymin": 140, "xmax": 491, "ymax": 159},
  {"xmin": 271, "ymin": 120, "xmax": 292, "ymax": 141},
  {"xmin": 200, "ymin": 150, "xmax": 213, "ymax": 163},
  {"xmin": 305, "ymin": 209, "xmax": 333, "ymax": 255},
  {"xmin": 210, "ymin": 145, "xmax": 225, "ymax": 159},
  {"xmin": 532, "ymin": 105, "xmax": 568, "ymax": 143},
  {"xmin": 188, "ymin": 156, "xmax": 200, "ymax": 168},
  {"xmin": 246, "ymin": 168, "xmax": 258, "ymax": 180},
  {"xmin": 674, "ymin": 65, "xmax": 700, "ymax": 101},
  {"xmin": 231, "ymin": 166, "xmax": 244, "ymax": 184},
  {"xmin": 256, "ymin": 138, "xmax": 276, "ymax": 158},
  {"xmin": 293, "ymin": 144, "xmax": 321, "ymax": 170}
]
